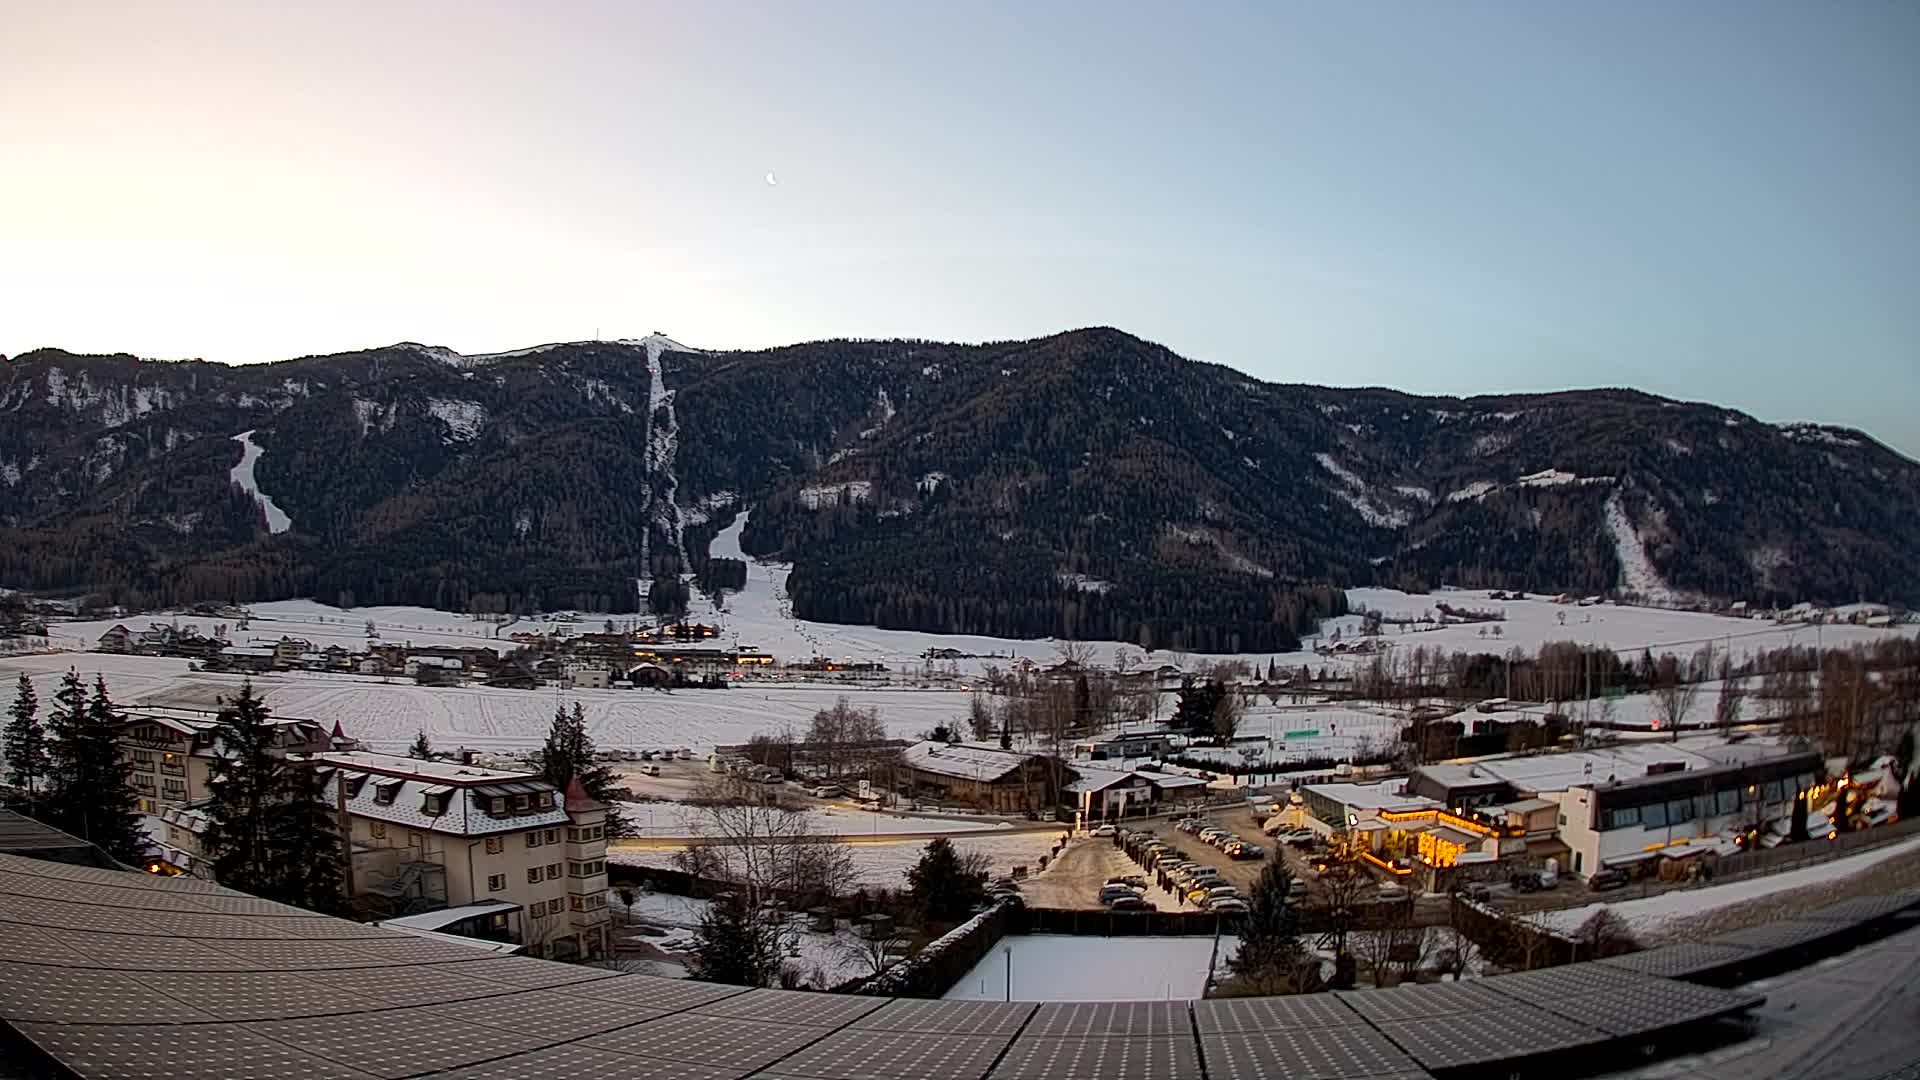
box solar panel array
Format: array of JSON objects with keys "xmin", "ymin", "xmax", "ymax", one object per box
[
  {"xmin": 1589, "ymin": 887, "xmax": 1920, "ymax": 985},
  {"xmin": 5, "ymin": 850, "xmax": 1866, "ymax": 1080}
]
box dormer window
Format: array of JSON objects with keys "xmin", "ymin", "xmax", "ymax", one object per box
[
  {"xmin": 513, "ymin": 794, "xmax": 530, "ymax": 811},
  {"xmin": 373, "ymin": 779, "xmax": 402, "ymax": 806},
  {"xmin": 536, "ymin": 792, "xmax": 553, "ymax": 809},
  {"xmin": 491, "ymin": 797, "xmax": 507, "ymax": 814},
  {"xmin": 422, "ymin": 793, "xmax": 447, "ymax": 815}
]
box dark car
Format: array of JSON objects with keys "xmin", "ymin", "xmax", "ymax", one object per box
[{"xmin": 1587, "ymin": 868, "xmax": 1630, "ymax": 892}]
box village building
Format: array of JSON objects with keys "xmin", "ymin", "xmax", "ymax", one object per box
[
  {"xmin": 117, "ymin": 708, "xmax": 333, "ymax": 818},
  {"xmin": 898, "ymin": 742, "xmax": 1055, "ymax": 813}
]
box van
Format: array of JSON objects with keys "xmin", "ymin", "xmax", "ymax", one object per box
[
  {"xmin": 637, "ymin": 763, "xmax": 660, "ymax": 777},
  {"xmin": 1586, "ymin": 868, "xmax": 1629, "ymax": 892}
]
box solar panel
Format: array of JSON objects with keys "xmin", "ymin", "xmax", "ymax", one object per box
[
  {"xmin": 15, "ymin": 1021, "xmax": 375, "ymax": 1080},
  {"xmin": 0, "ymin": 966, "xmax": 219, "ymax": 1025},
  {"xmin": 581, "ymin": 974, "xmax": 756, "ymax": 1011},
  {"xmin": 1528, "ymin": 982, "xmax": 1765, "ymax": 1037},
  {"xmin": 1337, "ymin": 980, "xmax": 1518, "ymax": 1023},
  {"xmin": 307, "ymin": 964, "xmax": 530, "ymax": 1008},
  {"xmin": 769, "ymin": 1029, "xmax": 1013, "ymax": 1080},
  {"xmin": 250, "ymin": 1010, "xmax": 556, "ymax": 1077},
  {"xmin": 989, "ymin": 1034, "xmax": 1204, "ymax": 1079},
  {"xmin": 1596, "ymin": 942, "xmax": 1760, "ymax": 980},
  {"xmin": 1793, "ymin": 892, "xmax": 1920, "ymax": 924},
  {"xmin": 458, "ymin": 956, "xmax": 627, "ymax": 990},
  {"xmin": 851, "ymin": 999, "xmax": 1037, "ymax": 1036},
  {"xmin": 1476, "ymin": 962, "xmax": 1653, "ymax": 1001},
  {"xmin": 335, "ymin": 935, "xmax": 506, "ymax": 966},
  {"xmin": 693, "ymin": 987, "xmax": 891, "ymax": 1027},
  {"xmin": 1374, "ymin": 1003, "xmax": 1610, "ymax": 1069},
  {"xmin": 1708, "ymin": 918, "xmax": 1848, "ymax": 951},
  {"xmin": 1201, "ymin": 1027, "xmax": 1430, "ymax": 1080},
  {"xmin": 582, "ymin": 1013, "xmax": 826, "ymax": 1070},
  {"xmin": 424, "ymin": 994, "xmax": 672, "ymax": 1043},
  {"xmin": 416, "ymin": 1044, "xmax": 747, "ymax": 1080},
  {"xmin": 45, "ymin": 927, "xmax": 267, "ymax": 971},
  {"xmin": 0, "ymin": 921, "xmax": 90, "ymax": 967},
  {"xmin": 1025, "ymin": 1001, "xmax": 1188, "ymax": 1037},
  {"xmin": 131, "ymin": 970, "xmax": 374, "ymax": 1022},
  {"xmin": 1194, "ymin": 993, "xmax": 1365, "ymax": 1034}
]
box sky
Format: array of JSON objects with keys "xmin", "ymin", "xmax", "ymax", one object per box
[{"xmin": 3, "ymin": 3, "xmax": 1916, "ymax": 457}]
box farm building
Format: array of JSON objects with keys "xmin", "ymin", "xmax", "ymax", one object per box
[{"xmin": 899, "ymin": 742, "xmax": 1056, "ymax": 814}]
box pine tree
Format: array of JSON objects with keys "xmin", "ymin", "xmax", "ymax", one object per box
[
  {"xmin": 1230, "ymin": 861, "xmax": 1310, "ymax": 993},
  {"xmin": 3, "ymin": 672, "xmax": 50, "ymax": 808},
  {"xmin": 408, "ymin": 729, "xmax": 432, "ymax": 760},
  {"xmin": 686, "ymin": 893, "xmax": 776, "ymax": 986},
  {"xmin": 265, "ymin": 757, "xmax": 344, "ymax": 913},
  {"xmin": 906, "ymin": 837, "xmax": 987, "ymax": 923},
  {"xmin": 202, "ymin": 683, "xmax": 283, "ymax": 895},
  {"xmin": 538, "ymin": 702, "xmax": 626, "ymax": 836},
  {"xmin": 41, "ymin": 672, "xmax": 144, "ymax": 862},
  {"xmin": 202, "ymin": 682, "xmax": 343, "ymax": 912}
]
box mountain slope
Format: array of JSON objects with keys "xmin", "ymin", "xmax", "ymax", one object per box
[{"xmin": 1, "ymin": 329, "xmax": 1914, "ymax": 650}]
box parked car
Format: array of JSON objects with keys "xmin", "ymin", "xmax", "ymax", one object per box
[
  {"xmin": 1460, "ymin": 882, "xmax": 1493, "ymax": 902},
  {"xmin": 676, "ymin": 748, "xmax": 694, "ymax": 760},
  {"xmin": 1586, "ymin": 869, "xmax": 1630, "ymax": 892},
  {"xmin": 1207, "ymin": 898, "xmax": 1250, "ymax": 913},
  {"xmin": 1106, "ymin": 875, "xmax": 1148, "ymax": 889},
  {"xmin": 1286, "ymin": 878, "xmax": 1309, "ymax": 900},
  {"xmin": 636, "ymin": 763, "xmax": 660, "ymax": 777},
  {"xmin": 809, "ymin": 784, "xmax": 844, "ymax": 798},
  {"xmin": 638, "ymin": 749, "xmax": 656, "ymax": 761},
  {"xmin": 1375, "ymin": 883, "xmax": 1410, "ymax": 903},
  {"xmin": 1092, "ymin": 824, "xmax": 1116, "ymax": 837},
  {"xmin": 1227, "ymin": 842, "xmax": 1265, "ymax": 860},
  {"xmin": 1109, "ymin": 896, "xmax": 1155, "ymax": 912},
  {"xmin": 1205, "ymin": 885, "xmax": 1241, "ymax": 902},
  {"xmin": 1099, "ymin": 885, "xmax": 1145, "ymax": 905},
  {"xmin": 1509, "ymin": 869, "xmax": 1556, "ymax": 893}
]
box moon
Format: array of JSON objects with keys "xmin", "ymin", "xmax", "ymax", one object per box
[{"xmin": 765, "ymin": 170, "xmax": 778, "ymax": 186}]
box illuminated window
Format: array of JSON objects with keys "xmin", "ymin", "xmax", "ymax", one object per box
[
  {"xmin": 369, "ymin": 822, "xmax": 386, "ymax": 839},
  {"xmin": 485, "ymin": 836, "xmax": 503, "ymax": 855}
]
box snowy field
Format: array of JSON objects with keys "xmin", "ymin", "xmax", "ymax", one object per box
[
  {"xmin": 0, "ymin": 652, "xmax": 977, "ymax": 756},
  {"xmin": 14, "ymin": 507, "xmax": 1914, "ymax": 761},
  {"xmin": 613, "ymin": 802, "xmax": 1020, "ymax": 839},
  {"xmin": 1536, "ymin": 833, "xmax": 1920, "ymax": 940},
  {"xmin": 944, "ymin": 933, "xmax": 1234, "ymax": 1001},
  {"xmin": 608, "ymin": 830, "xmax": 1067, "ymax": 890}
]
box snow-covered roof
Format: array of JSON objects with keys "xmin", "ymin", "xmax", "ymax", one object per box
[
  {"xmin": 1144, "ymin": 773, "xmax": 1209, "ymax": 790},
  {"xmin": 899, "ymin": 742, "xmax": 1033, "ymax": 782},
  {"xmin": 1304, "ymin": 781, "xmax": 1438, "ymax": 813},
  {"xmin": 336, "ymin": 765, "xmax": 569, "ymax": 837},
  {"xmin": 379, "ymin": 899, "xmax": 521, "ymax": 932},
  {"xmin": 315, "ymin": 751, "xmax": 538, "ymax": 786},
  {"xmin": 1065, "ymin": 768, "xmax": 1143, "ymax": 794}
]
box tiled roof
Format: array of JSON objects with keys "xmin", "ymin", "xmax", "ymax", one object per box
[
  {"xmin": 343, "ymin": 776, "xmax": 569, "ymax": 837},
  {"xmin": 899, "ymin": 742, "xmax": 1033, "ymax": 782}
]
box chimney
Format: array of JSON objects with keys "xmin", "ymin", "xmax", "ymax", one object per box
[{"xmin": 460, "ymin": 748, "xmax": 476, "ymax": 766}]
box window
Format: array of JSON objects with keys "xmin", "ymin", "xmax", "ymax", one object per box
[
  {"xmin": 1603, "ymin": 806, "xmax": 1639, "ymax": 830},
  {"xmin": 485, "ymin": 836, "xmax": 503, "ymax": 855},
  {"xmin": 1557, "ymin": 814, "xmax": 1567, "ymax": 826},
  {"xmin": 1764, "ymin": 780, "xmax": 1785, "ymax": 803},
  {"xmin": 1641, "ymin": 802, "xmax": 1668, "ymax": 828},
  {"xmin": 545, "ymin": 863, "xmax": 561, "ymax": 880},
  {"xmin": 544, "ymin": 829, "xmax": 559, "ymax": 844},
  {"xmin": 422, "ymin": 793, "xmax": 447, "ymax": 816},
  {"xmin": 568, "ymin": 860, "xmax": 605, "ymax": 877},
  {"xmin": 162, "ymin": 779, "xmax": 186, "ymax": 798},
  {"xmin": 526, "ymin": 832, "xmax": 541, "ymax": 849},
  {"xmin": 487, "ymin": 874, "xmax": 505, "ymax": 892},
  {"xmin": 527, "ymin": 868, "xmax": 541, "ymax": 885},
  {"xmin": 1667, "ymin": 798, "xmax": 1693, "ymax": 825},
  {"xmin": 132, "ymin": 750, "xmax": 156, "ymax": 767},
  {"xmin": 374, "ymin": 781, "xmax": 401, "ymax": 806},
  {"xmin": 370, "ymin": 822, "xmax": 387, "ymax": 839},
  {"xmin": 536, "ymin": 792, "xmax": 553, "ymax": 809},
  {"xmin": 1715, "ymin": 790, "xmax": 1739, "ymax": 815},
  {"xmin": 133, "ymin": 775, "xmax": 156, "ymax": 792},
  {"xmin": 513, "ymin": 794, "xmax": 530, "ymax": 811},
  {"xmin": 1692, "ymin": 794, "xmax": 1714, "ymax": 821},
  {"xmin": 407, "ymin": 831, "xmax": 423, "ymax": 848},
  {"xmin": 570, "ymin": 895, "xmax": 585, "ymax": 912},
  {"xmin": 490, "ymin": 797, "xmax": 507, "ymax": 814}
]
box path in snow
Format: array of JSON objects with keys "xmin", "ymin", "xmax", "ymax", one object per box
[
  {"xmin": 228, "ymin": 431, "xmax": 292, "ymax": 534},
  {"xmin": 638, "ymin": 334, "xmax": 692, "ymax": 572},
  {"xmin": 1603, "ymin": 491, "xmax": 1678, "ymax": 604}
]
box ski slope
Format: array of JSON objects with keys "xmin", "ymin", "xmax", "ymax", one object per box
[{"xmin": 228, "ymin": 431, "xmax": 291, "ymax": 534}]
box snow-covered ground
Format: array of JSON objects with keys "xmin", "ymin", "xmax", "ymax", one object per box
[
  {"xmin": 943, "ymin": 933, "xmax": 1234, "ymax": 1001},
  {"xmin": 608, "ymin": 888, "xmax": 884, "ymax": 989},
  {"xmin": 608, "ymin": 830, "xmax": 1066, "ymax": 890},
  {"xmin": 1535, "ymin": 833, "xmax": 1920, "ymax": 940},
  {"xmin": 613, "ymin": 802, "xmax": 1019, "ymax": 839},
  {"xmin": 228, "ymin": 431, "xmax": 291, "ymax": 534}
]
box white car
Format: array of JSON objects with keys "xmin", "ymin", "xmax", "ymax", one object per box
[{"xmin": 1092, "ymin": 824, "xmax": 1116, "ymax": 837}]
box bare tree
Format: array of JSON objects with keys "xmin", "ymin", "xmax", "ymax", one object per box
[
  {"xmin": 1056, "ymin": 638, "xmax": 1096, "ymax": 669},
  {"xmin": 1432, "ymin": 912, "xmax": 1481, "ymax": 982},
  {"xmin": 1652, "ymin": 654, "xmax": 1701, "ymax": 740},
  {"xmin": 1572, "ymin": 907, "xmax": 1639, "ymax": 959},
  {"xmin": 835, "ymin": 927, "xmax": 909, "ymax": 978}
]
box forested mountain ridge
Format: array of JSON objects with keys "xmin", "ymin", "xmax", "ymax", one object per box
[{"xmin": 1, "ymin": 329, "xmax": 1915, "ymax": 651}]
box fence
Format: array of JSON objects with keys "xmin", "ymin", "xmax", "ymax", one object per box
[{"xmin": 1450, "ymin": 894, "xmax": 1580, "ymax": 969}]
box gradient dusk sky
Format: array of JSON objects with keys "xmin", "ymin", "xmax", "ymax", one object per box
[{"xmin": 4, "ymin": 3, "xmax": 1916, "ymax": 456}]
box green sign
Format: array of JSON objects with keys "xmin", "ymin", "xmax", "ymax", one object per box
[{"xmin": 1283, "ymin": 729, "xmax": 1321, "ymax": 740}]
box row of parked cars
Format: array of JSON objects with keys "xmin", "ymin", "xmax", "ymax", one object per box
[
  {"xmin": 1126, "ymin": 833, "xmax": 1251, "ymax": 913},
  {"xmin": 1175, "ymin": 817, "xmax": 1265, "ymax": 860}
]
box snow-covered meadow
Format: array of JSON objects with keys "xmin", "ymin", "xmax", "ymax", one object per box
[{"xmin": 943, "ymin": 933, "xmax": 1232, "ymax": 1001}]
